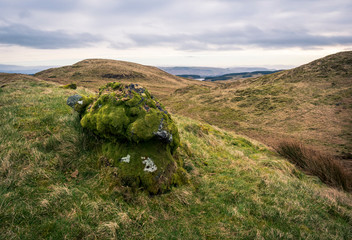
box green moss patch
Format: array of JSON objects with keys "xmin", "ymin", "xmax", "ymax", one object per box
[{"xmin": 60, "ymin": 83, "xmax": 77, "ymax": 89}]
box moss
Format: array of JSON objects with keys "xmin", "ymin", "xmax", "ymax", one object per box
[
  {"xmin": 73, "ymin": 95, "xmax": 94, "ymax": 115},
  {"xmin": 102, "ymin": 140, "xmax": 187, "ymax": 194},
  {"xmin": 78, "ymin": 82, "xmax": 180, "ymax": 146},
  {"xmin": 125, "ymin": 92, "xmax": 142, "ymax": 107},
  {"xmin": 60, "ymin": 83, "xmax": 77, "ymax": 89}
]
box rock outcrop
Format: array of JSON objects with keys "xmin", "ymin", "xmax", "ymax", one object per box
[{"xmin": 67, "ymin": 82, "xmax": 187, "ymax": 194}]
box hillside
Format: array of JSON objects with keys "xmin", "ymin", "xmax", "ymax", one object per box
[
  {"xmin": 0, "ymin": 76, "xmax": 351, "ymax": 239},
  {"xmin": 159, "ymin": 66, "xmax": 273, "ymax": 77},
  {"xmin": 166, "ymin": 51, "xmax": 352, "ymax": 169},
  {"xmin": 34, "ymin": 59, "xmax": 199, "ymax": 100},
  {"xmin": 204, "ymin": 70, "xmax": 281, "ymax": 82}
]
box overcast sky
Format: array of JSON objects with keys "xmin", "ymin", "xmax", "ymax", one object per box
[{"xmin": 0, "ymin": 0, "xmax": 351, "ymax": 68}]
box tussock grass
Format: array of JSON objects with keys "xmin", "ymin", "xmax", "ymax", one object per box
[
  {"xmin": 276, "ymin": 141, "xmax": 352, "ymax": 191},
  {"xmin": 0, "ymin": 77, "xmax": 352, "ymax": 239}
]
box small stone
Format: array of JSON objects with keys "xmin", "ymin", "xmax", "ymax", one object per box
[
  {"xmin": 67, "ymin": 94, "xmax": 82, "ymax": 108},
  {"xmin": 154, "ymin": 130, "xmax": 173, "ymax": 143},
  {"xmin": 153, "ymin": 118, "xmax": 172, "ymax": 143}
]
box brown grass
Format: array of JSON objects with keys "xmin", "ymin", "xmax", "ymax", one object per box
[{"xmin": 275, "ymin": 140, "xmax": 352, "ymax": 191}]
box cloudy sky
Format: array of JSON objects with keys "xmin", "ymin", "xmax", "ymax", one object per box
[{"xmin": 0, "ymin": 0, "xmax": 351, "ymax": 68}]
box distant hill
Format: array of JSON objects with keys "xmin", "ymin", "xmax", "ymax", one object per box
[
  {"xmin": 204, "ymin": 70, "xmax": 281, "ymax": 81},
  {"xmin": 0, "ymin": 64, "xmax": 53, "ymax": 74},
  {"xmin": 177, "ymin": 74, "xmax": 202, "ymax": 80},
  {"xmin": 159, "ymin": 66, "xmax": 275, "ymax": 77}
]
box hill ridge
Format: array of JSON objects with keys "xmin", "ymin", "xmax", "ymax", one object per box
[{"xmin": 35, "ymin": 58, "xmax": 204, "ymax": 99}]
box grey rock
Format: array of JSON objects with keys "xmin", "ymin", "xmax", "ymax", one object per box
[
  {"xmin": 67, "ymin": 94, "xmax": 82, "ymax": 108},
  {"xmin": 153, "ymin": 117, "xmax": 172, "ymax": 143},
  {"xmin": 154, "ymin": 130, "xmax": 173, "ymax": 143}
]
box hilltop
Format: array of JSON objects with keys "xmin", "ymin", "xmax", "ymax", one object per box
[
  {"xmin": 0, "ymin": 77, "xmax": 351, "ymax": 239},
  {"xmin": 34, "ymin": 59, "xmax": 199, "ymax": 100}
]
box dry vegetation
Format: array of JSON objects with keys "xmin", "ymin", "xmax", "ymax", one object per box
[{"xmin": 275, "ymin": 141, "xmax": 352, "ymax": 191}]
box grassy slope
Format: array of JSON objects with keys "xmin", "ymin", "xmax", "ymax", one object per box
[
  {"xmin": 1, "ymin": 76, "xmax": 352, "ymax": 239},
  {"xmin": 166, "ymin": 51, "xmax": 352, "ymax": 167}
]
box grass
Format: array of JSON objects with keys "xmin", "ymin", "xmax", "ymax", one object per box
[
  {"xmin": 275, "ymin": 141, "xmax": 352, "ymax": 191},
  {"xmin": 0, "ymin": 77, "xmax": 352, "ymax": 239}
]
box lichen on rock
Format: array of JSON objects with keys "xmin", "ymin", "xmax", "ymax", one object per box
[
  {"xmin": 120, "ymin": 154, "xmax": 130, "ymax": 163},
  {"xmin": 141, "ymin": 157, "xmax": 157, "ymax": 172},
  {"xmin": 67, "ymin": 82, "xmax": 187, "ymax": 194}
]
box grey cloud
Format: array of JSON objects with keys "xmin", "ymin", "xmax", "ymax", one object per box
[
  {"xmin": 114, "ymin": 0, "xmax": 352, "ymax": 50},
  {"xmin": 0, "ymin": 24, "xmax": 101, "ymax": 49},
  {"xmin": 196, "ymin": 28, "xmax": 352, "ymax": 48},
  {"xmin": 0, "ymin": 0, "xmax": 352, "ymax": 51},
  {"xmin": 127, "ymin": 27, "xmax": 352, "ymax": 51},
  {"xmin": 0, "ymin": 0, "xmax": 78, "ymax": 12}
]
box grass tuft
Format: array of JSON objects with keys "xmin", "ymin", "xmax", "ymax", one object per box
[{"xmin": 275, "ymin": 141, "xmax": 352, "ymax": 191}]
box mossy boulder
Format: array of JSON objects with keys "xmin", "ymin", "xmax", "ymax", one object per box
[
  {"xmin": 60, "ymin": 83, "xmax": 77, "ymax": 89},
  {"xmin": 67, "ymin": 82, "xmax": 187, "ymax": 194}
]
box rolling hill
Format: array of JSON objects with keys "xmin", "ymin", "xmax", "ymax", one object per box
[
  {"xmin": 159, "ymin": 66, "xmax": 274, "ymax": 77},
  {"xmin": 33, "ymin": 53, "xmax": 352, "ymax": 171},
  {"xmin": 34, "ymin": 59, "xmax": 199, "ymax": 100},
  {"xmin": 204, "ymin": 70, "xmax": 281, "ymax": 81},
  {"xmin": 166, "ymin": 51, "xmax": 352, "ymax": 170}
]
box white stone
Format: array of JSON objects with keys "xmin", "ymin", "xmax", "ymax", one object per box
[
  {"xmin": 142, "ymin": 157, "xmax": 157, "ymax": 172},
  {"xmin": 120, "ymin": 154, "xmax": 130, "ymax": 163}
]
